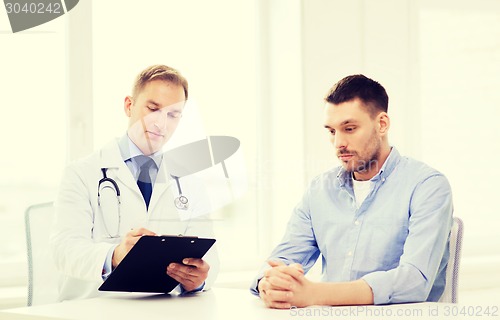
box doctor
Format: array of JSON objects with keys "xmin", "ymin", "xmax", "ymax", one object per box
[{"xmin": 50, "ymin": 65, "xmax": 219, "ymax": 301}]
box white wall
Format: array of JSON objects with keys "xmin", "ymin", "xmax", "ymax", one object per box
[{"xmin": 302, "ymin": 0, "xmax": 419, "ymax": 180}]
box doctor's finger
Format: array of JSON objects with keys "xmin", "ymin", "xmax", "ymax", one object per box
[
  {"xmin": 129, "ymin": 227, "xmax": 156, "ymax": 237},
  {"xmin": 166, "ymin": 271, "xmax": 194, "ymax": 286},
  {"xmin": 182, "ymin": 258, "xmax": 209, "ymax": 271},
  {"xmin": 167, "ymin": 264, "xmax": 203, "ymax": 279},
  {"xmin": 167, "ymin": 270, "xmax": 197, "ymax": 283}
]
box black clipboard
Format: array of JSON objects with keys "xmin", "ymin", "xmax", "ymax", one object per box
[{"xmin": 98, "ymin": 235, "xmax": 216, "ymax": 293}]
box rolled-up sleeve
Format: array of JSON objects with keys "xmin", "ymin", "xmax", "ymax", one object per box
[{"xmin": 362, "ymin": 174, "xmax": 453, "ymax": 304}]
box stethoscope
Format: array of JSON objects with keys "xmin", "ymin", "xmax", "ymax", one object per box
[
  {"xmin": 97, "ymin": 168, "xmax": 189, "ymax": 238},
  {"xmin": 97, "ymin": 168, "xmax": 121, "ymax": 238},
  {"xmin": 172, "ymin": 175, "xmax": 189, "ymax": 210}
]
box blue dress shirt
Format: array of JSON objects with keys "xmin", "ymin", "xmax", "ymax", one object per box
[{"xmin": 250, "ymin": 148, "xmax": 453, "ymax": 304}]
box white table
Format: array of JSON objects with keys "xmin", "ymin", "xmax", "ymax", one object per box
[{"xmin": 0, "ymin": 288, "xmax": 497, "ymax": 320}]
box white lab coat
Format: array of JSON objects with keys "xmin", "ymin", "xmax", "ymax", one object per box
[{"xmin": 50, "ymin": 139, "xmax": 219, "ymax": 301}]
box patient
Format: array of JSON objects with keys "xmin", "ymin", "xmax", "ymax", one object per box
[{"xmin": 250, "ymin": 74, "xmax": 453, "ymax": 308}]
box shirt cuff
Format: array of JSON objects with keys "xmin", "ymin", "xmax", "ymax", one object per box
[
  {"xmin": 362, "ymin": 265, "xmax": 430, "ymax": 305},
  {"xmin": 250, "ymin": 263, "xmax": 273, "ymax": 296},
  {"xmin": 249, "ymin": 277, "xmax": 263, "ymax": 296},
  {"xmin": 101, "ymin": 245, "xmax": 118, "ymax": 280},
  {"xmin": 180, "ymin": 282, "xmax": 205, "ymax": 294},
  {"xmin": 361, "ymin": 272, "xmax": 389, "ymax": 305}
]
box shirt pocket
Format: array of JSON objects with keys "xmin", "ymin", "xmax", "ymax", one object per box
[{"xmin": 363, "ymin": 218, "xmax": 409, "ymax": 270}]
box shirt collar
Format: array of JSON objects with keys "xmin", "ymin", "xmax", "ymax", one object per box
[
  {"xmin": 117, "ymin": 133, "xmax": 163, "ymax": 168},
  {"xmin": 337, "ymin": 147, "xmax": 401, "ymax": 186}
]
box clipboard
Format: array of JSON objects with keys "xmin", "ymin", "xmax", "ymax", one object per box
[{"xmin": 98, "ymin": 235, "xmax": 216, "ymax": 293}]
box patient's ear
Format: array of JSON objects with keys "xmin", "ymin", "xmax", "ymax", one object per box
[{"xmin": 378, "ymin": 112, "xmax": 390, "ymax": 135}]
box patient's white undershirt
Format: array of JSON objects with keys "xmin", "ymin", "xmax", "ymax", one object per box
[{"xmin": 352, "ymin": 176, "xmax": 373, "ymax": 208}]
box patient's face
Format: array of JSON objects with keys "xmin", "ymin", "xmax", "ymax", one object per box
[{"xmin": 324, "ymin": 98, "xmax": 384, "ymax": 179}]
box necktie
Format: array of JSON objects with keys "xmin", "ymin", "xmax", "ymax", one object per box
[{"xmin": 135, "ymin": 156, "xmax": 156, "ymax": 209}]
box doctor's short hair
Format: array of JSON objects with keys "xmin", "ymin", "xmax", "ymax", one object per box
[
  {"xmin": 324, "ymin": 74, "xmax": 388, "ymax": 118},
  {"xmin": 132, "ymin": 64, "xmax": 189, "ymax": 100}
]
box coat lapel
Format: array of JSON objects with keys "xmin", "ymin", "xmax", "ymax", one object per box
[
  {"xmin": 100, "ymin": 139, "xmax": 173, "ymax": 212},
  {"xmin": 100, "ymin": 139, "xmax": 141, "ymax": 197}
]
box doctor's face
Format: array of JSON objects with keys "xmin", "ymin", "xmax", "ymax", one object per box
[{"xmin": 124, "ymin": 80, "xmax": 186, "ymax": 155}]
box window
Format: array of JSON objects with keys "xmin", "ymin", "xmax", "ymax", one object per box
[
  {"xmin": 0, "ymin": 17, "xmax": 66, "ymax": 286},
  {"xmin": 92, "ymin": 0, "xmax": 260, "ymax": 271},
  {"xmin": 419, "ymin": 1, "xmax": 500, "ymax": 257}
]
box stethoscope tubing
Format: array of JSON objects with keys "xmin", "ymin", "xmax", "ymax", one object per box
[
  {"xmin": 97, "ymin": 168, "xmax": 121, "ymax": 205},
  {"xmin": 96, "ymin": 167, "xmax": 191, "ymax": 238}
]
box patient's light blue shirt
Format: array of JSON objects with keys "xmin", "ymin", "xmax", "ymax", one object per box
[{"xmin": 250, "ymin": 148, "xmax": 453, "ymax": 304}]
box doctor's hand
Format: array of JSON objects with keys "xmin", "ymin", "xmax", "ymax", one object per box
[
  {"xmin": 166, "ymin": 258, "xmax": 210, "ymax": 292},
  {"xmin": 112, "ymin": 228, "xmax": 157, "ymax": 268},
  {"xmin": 258, "ymin": 260, "xmax": 306, "ymax": 309}
]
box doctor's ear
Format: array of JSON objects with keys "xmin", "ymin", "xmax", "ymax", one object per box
[{"xmin": 124, "ymin": 96, "xmax": 133, "ymax": 117}]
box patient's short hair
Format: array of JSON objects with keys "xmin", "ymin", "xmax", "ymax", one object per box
[{"xmin": 325, "ymin": 74, "xmax": 388, "ymax": 117}]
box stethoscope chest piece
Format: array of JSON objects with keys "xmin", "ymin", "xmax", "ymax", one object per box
[
  {"xmin": 172, "ymin": 175, "xmax": 189, "ymax": 210},
  {"xmin": 174, "ymin": 195, "xmax": 189, "ymax": 210}
]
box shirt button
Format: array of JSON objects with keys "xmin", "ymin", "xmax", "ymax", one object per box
[
  {"xmin": 347, "ymin": 251, "xmax": 353, "ymax": 256},
  {"xmin": 354, "ymin": 220, "xmax": 360, "ymax": 226}
]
